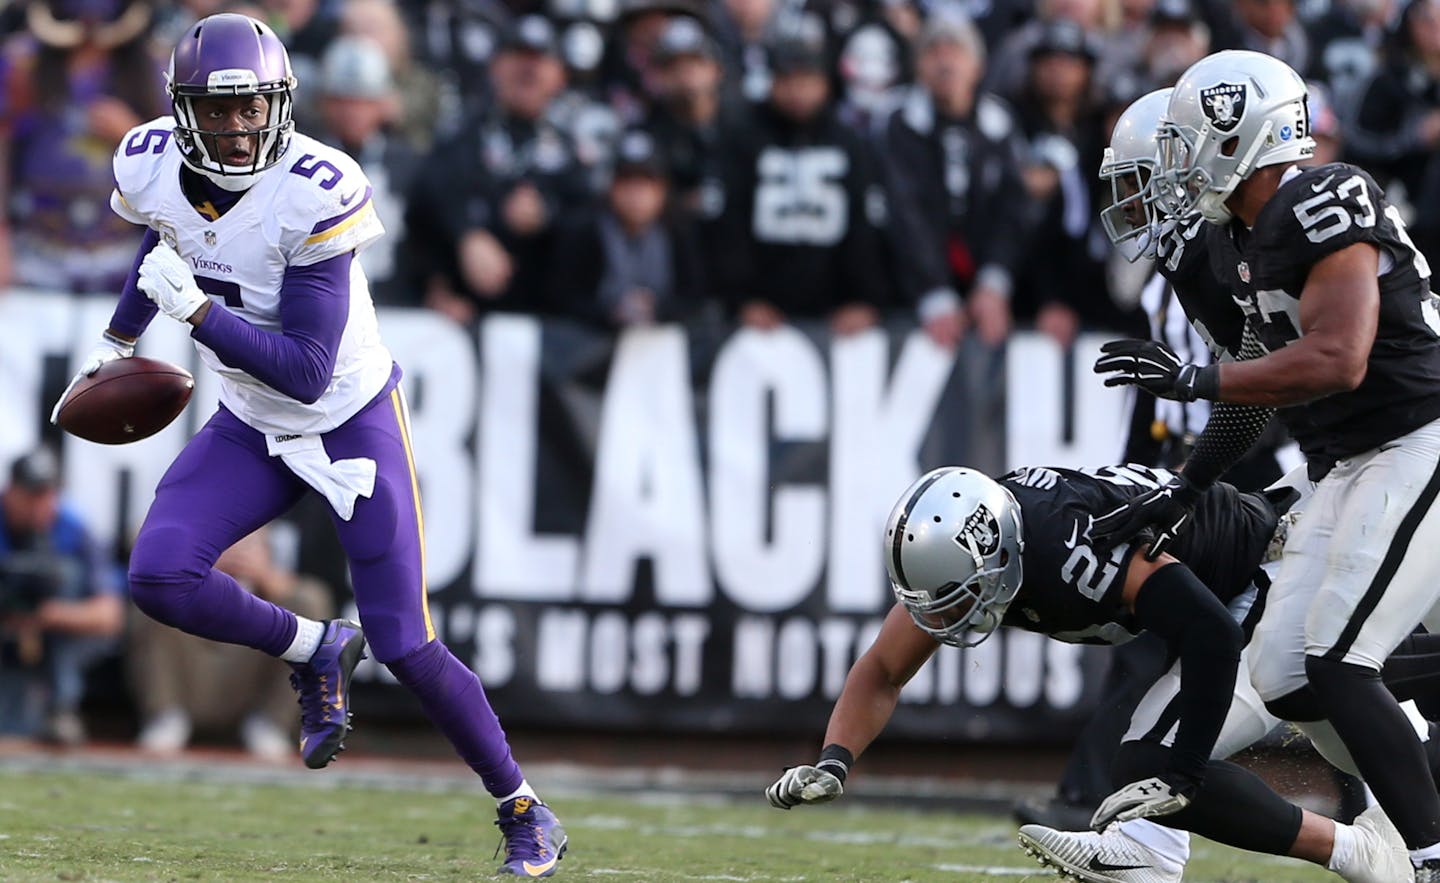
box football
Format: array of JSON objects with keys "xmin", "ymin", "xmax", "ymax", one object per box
[{"xmin": 56, "ymin": 356, "xmax": 195, "ymax": 445}]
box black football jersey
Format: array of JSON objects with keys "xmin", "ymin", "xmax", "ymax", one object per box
[
  {"xmin": 1157, "ymin": 217, "xmax": 1248, "ymax": 359},
  {"xmin": 1207, "ymin": 163, "xmax": 1440, "ymax": 475},
  {"xmin": 996, "ymin": 464, "xmax": 1278, "ymax": 645}
]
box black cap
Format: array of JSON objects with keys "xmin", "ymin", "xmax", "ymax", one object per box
[
  {"xmin": 769, "ymin": 35, "xmax": 829, "ymax": 75},
  {"xmin": 618, "ymin": 0, "xmax": 704, "ymax": 20},
  {"xmin": 613, "ymin": 129, "xmax": 668, "ymax": 178},
  {"xmin": 500, "ymin": 15, "xmax": 560, "ymax": 56},
  {"xmin": 654, "ymin": 17, "xmax": 717, "ymax": 62},
  {"xmin": 1029, "ymin": 20, "xmax": 1099, "ymax": 62},
  {"xmin": 9, "ymin": 448, "xmax": 59, "ymax": 491},
  {"xmin": 1151, "ymin": 0, "xmax": 1199, "ymax": 26}
]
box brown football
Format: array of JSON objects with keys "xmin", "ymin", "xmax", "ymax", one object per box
[{"xmin": 56, "ymin": 356, "xmax": 195, "ymax": 445}]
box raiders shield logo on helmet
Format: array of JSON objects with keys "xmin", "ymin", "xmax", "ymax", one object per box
[
  {"xmin": 1199, "ymin": 82, "xmax": 1247, "ymax": 133},
  {"xmin": 957, "ymin": 506, "xmax": 1001, "ymax": 558}
]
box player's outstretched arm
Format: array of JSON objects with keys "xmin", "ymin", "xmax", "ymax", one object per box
[
  {"xmin": 766, "ymin": 604, "xmax": 938, "ymax": 810},
  {"xmin": 49, "ymin": 228, "xmax": 162, "ymax": 423}
]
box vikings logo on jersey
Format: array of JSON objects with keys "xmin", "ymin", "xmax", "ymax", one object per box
[
  {"xmin": 959, "ymin": 506, "xmax": 1002, "ymax": 558},
  {"xmin": 1200, "ymin": 82, "xmax": 1247, "ymax": 132}
]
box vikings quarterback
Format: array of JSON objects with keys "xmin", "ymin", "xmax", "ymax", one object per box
[{"xmin": 49, "ymin": 15, "xmax": 565, "ymax": 877}]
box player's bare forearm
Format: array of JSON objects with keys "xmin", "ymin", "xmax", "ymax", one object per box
[
  {"xmin": 1214, "ymin": 339, "xmax": 1365, "ymax": 406},
  {"xmin": 822, "ymin": 605, "xmax": 938, "ymax": 758},
  {"xmin": 822, "ymin": 664, "xmax": 903, "ymax": 760}
]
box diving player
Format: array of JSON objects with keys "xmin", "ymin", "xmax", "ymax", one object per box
[
  {"xmin": 49, "ymin": 14, "xmax": 565, "ymax": 878},
  {"xmin": 766, "ymin": 464, "xmax": 1412, "ymax": 883},
  {"xmin": 1091, "ymin": 51, "xmax": 1440, "ymax": 878}
]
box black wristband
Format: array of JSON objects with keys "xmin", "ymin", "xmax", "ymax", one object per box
[
  {"xmin": 817, "ymin": 743, "xmax": 854, "ymax": 783},
  {"xmin": 1192, "ymin": 363, "xmax": 1220, "ymax": 400}
]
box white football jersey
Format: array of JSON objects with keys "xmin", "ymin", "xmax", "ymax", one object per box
[{"xmin": 111, "ymin": 117, "xmax": 394, "ymax": 436}]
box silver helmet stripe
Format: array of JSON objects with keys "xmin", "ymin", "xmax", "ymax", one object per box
[{"xmin": 889, "ymin": 469, "xmax": 950, "ymax": 590}]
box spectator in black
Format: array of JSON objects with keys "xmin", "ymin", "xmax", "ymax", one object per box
[
  {"xmin": 834, "ymin": 18, "xmax": 910, "ymax": 132},
  {"xmin": 1013, "ymin": 20, "xmax": 1138, "ymax": 344},
  {"xmin": 1210, "ymin": 0, "xmax": 1309, "ymax": 71},
  {"xmin": 880, "ymin": 14, "xmax": 1034, "ymax": 349},
  {"xmin": 599, "ymin": 0, "xmax": 703, "ymax": 123},
  {"xmin": 313, "ymin": 36, "xmax": 423, "ymax": 307},
  {"xmin": 1365, "ymin": 0, "xmax": 1440, "ymax": 263},
  {"xmin": 404, "ymin": 15, "xmax": 591, "ymax": 325},
  {"xmin": 983, "ymin": 0, "xmax": 1112, "ymax": 101},
  {"xmin": 545, "ymin": 129, "xmax": 705, "ymax": 327},
  {"xmin": 714, "ymin": 0, "xmax": 780, "ymax": 102},
  {"xmin": 0, "ymin": 449, "xmax": 123, "ymax": 746},
  {"xmin": 1105, "ymin": 0, "xmax": 1212, "ymax": 98},
  {"xmin": 1345, "ymin": 0, "xmax": 1440, "ymax": 201},
  {"xmin": 1304, "ymin": 0, "xmax": 1397, "ymax": 116},
  {"xmin": 646, "ymin": 18, "xmax": 739, "ymax": 217},
  {"xmin": 714, "ymin": 35, "xmax": 890, "ymax": 334}
]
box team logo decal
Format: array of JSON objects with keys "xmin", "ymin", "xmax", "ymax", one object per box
[
  {"xmin": 1200, "ymin": 82, "xmax": 1247, "ymax": 133},
  {"xmin": 956, "ymin": 505, "xmax": 1001, "ymax": 558},
  {"xmin": 1237, "ymin": 261, "xmax": 1251, "ymax": 283},
  {"xmin": 204, "ymin": 230, "xmax": 217, "ymax": 247},
  {"xmin": 157, "ymin": 222, "xmax": 179, "ymax": 250}
]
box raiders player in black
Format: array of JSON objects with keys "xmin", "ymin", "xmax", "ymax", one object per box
[
  {"xmin": 1091, "ymin": 51, "xmax": 1440, "ymax": 876},
  {"xmin": 764, "ymin": 464, "xmax": 1416, "ymax": 882}
]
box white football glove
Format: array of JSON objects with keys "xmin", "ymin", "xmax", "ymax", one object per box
[
  {"xmin": 49, "ymin": 333, "xmax": 134, "ymax": 424},
  {"xmin": 137, "ymin": 243, "xmax": 208, "ymax": 322},
  {"xmin": 1091, "ymin": 776, "xmax": 1192, "ymax": 830},
  {"xmin": 765, "ymin": 765, "xmax": 844, "ymax": 810}
]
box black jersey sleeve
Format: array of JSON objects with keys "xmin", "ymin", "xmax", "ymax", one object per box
[{"xmin": 1252, "ymin": 164, "xmax": 1393, "ymax": 294}]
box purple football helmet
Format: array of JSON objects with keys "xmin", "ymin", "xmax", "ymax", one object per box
[{"xmin": 167, "ymin": 14, "xmax": 295, "ymax": 184}]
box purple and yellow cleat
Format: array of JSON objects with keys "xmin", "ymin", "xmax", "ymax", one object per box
[
  {"xmin": 494, "ymin": 796, "xmax": 567, "ymax": 877},
  {"xmin": 288, "ymin": 619, "xmax": 367, "ymax": 769}
]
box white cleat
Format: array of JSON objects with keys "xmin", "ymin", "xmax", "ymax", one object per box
[
  {"xmin": 1335, "ymin": 805, "xmax": 1412, "ymax": 883},
  {"xmin": 1018, "ymin": 823, "xmax": 1183, "ymax": 883}
]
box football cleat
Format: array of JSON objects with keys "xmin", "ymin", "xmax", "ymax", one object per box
[
  {"xmin": 1335, "ymin": 805, "xmax": 1410, "ymax": 883},
  {"xmin": 1019, "ymin": 823, "xmax": 1182, "ymax": 883},
  {"xmin": 495, "ymin": 796, "xmax": 567, "ymax": 877},
  {"xmin": 288, "ymin": 619, "xmax": 366, "ymax": 769}
]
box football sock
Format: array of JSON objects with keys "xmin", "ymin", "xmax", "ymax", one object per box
[
  {"xmin": 386, "ymin": 639, "xmax": 525, "ymax": 798},
  {"xmin": 281, "ymin": 617, "xmax": 325, "ymax": 663},
  {"xmin": 1306, "ymin": 655, "xmax": 1440, "ymax": 849},
  {"xmin": 1326, "ymin": 819, "xmax": 1355, "ymax": 872},
  {"xmin": 1115, "ymin": 819, "xmax": 1189, "ymax": 870},
  {"xmin": 499, "ymin": 780, "xmax": 539, "ymax": 805}
]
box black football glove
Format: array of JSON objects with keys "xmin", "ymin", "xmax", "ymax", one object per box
[
  {"xmin": 1089, "ymin": 475, "xmax": 1202, "ymax": 561},
  {"xmin": 1094, "ymin": 339, "xmax": 1220, "ymax": 403}
]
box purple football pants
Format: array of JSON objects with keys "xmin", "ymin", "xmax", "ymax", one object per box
[{"xmin": 128, "ymin": 369, "xmax": 524, "ymax": 796}]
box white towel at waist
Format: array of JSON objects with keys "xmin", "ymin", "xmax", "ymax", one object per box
[{"xmin": 265, "ymin": 432, "xmax": 376, "ymax": 521}]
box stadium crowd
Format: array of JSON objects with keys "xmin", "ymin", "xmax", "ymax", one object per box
[{"xmin": 0, "ymin": 0, "xmax": 1435, "ymax": 347}]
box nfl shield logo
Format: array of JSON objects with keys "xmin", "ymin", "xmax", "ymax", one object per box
[
  {"xmin": 1238, "ymin": 261, "xmax": 1251, "ymax": 283},
  {"xmin": 204, "ymin": 230, "xmax": 217, "ymax": 247},
  {"xmin": 1200, "ymin": 82, "xmax": 1248, "ymax": 133}
]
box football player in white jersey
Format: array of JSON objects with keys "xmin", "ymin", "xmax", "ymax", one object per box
[{"xmin": 49, "ymin": 14, "xmax": 566, "ymax": 877}]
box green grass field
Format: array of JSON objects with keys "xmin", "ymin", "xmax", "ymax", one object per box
[{"xmin": 0, "ymin": 768, "xmax": 1339, "ymax": 882}]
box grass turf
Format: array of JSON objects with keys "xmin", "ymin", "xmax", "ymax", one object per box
[{"xmin": 0, "ymin": 768, "xmax": 1338, "ymax": 881}]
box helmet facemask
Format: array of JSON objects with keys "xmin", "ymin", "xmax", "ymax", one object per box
[
  {"xmin": 171, "ymin": 71, "xmax": 294, "ymax": 188},
  {"xmin": 891, "ymin": 543, "xmax": 1021, "ymax": 647},
  {"xmin": 1099, "ymin": 148, "xmax": 1167, "ymax": 261}
]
